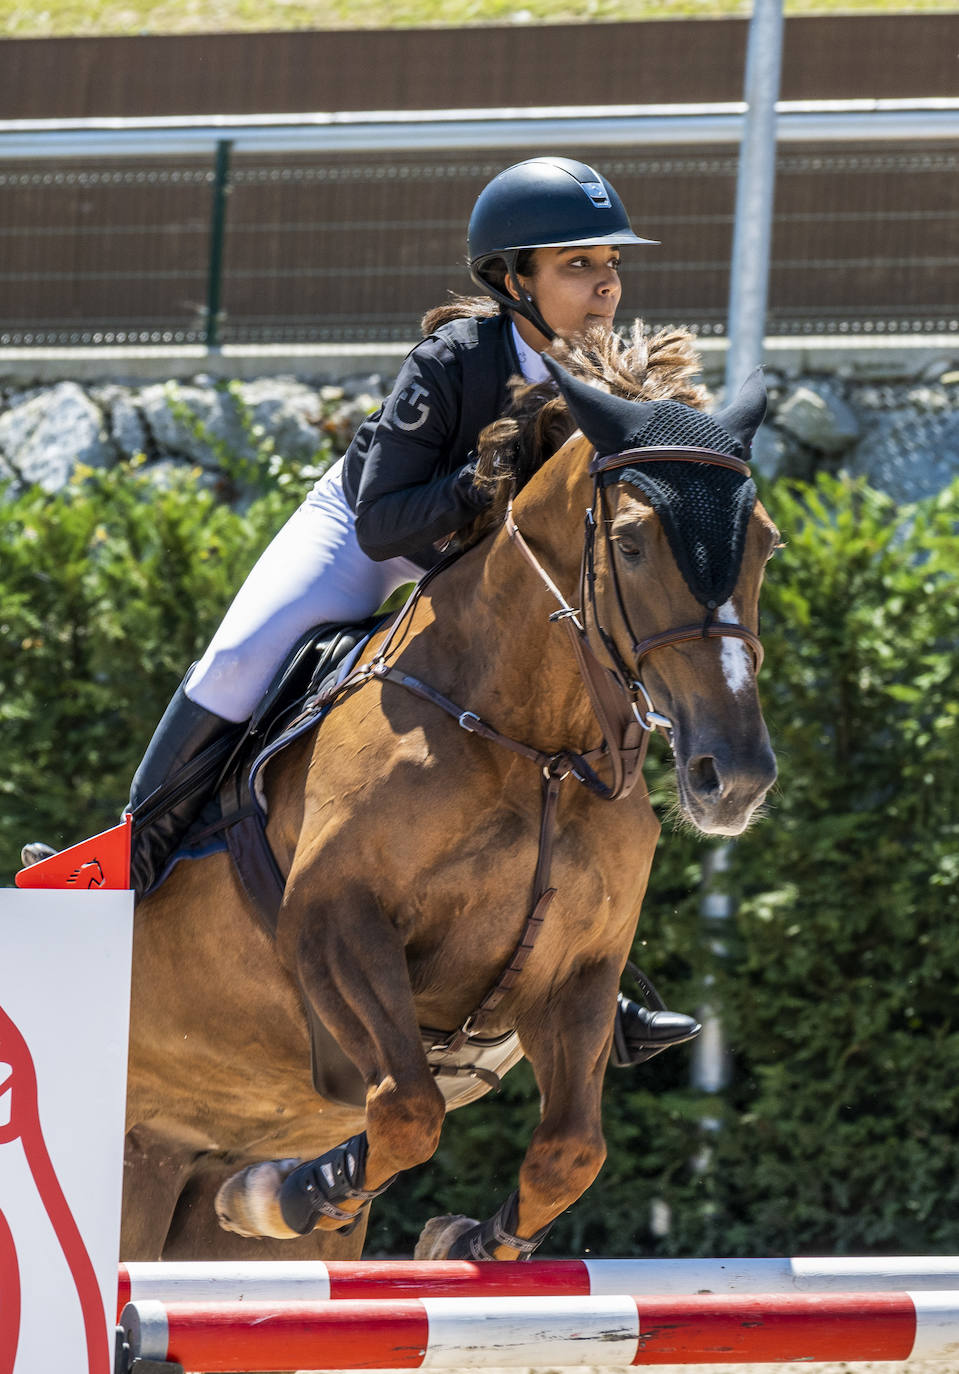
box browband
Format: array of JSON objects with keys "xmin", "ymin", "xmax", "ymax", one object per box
[{"xmin": 589, "ymin": 445, "xmax": 752, "ymax": 478}]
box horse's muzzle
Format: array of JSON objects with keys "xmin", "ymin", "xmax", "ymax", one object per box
[{"xmin": 677, "ymin": 740, "xmax": 778, "ymax": 836}]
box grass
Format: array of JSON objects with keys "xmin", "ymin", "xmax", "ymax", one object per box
[{"xmin": 2, "ymin": 0, "xmax": 957, "ymax": 38}]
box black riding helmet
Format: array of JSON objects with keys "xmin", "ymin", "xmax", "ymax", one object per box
[{"xmin": 468, "ymin": 156, "xmax": 658, "ymax": 341}]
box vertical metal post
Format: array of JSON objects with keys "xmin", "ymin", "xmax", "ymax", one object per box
[
  {"xmin": 724, "ymin": 0, "xmax": 785, "ymax": 396},
  {"xmin": 690, "ymin": 2, "xmax": 785, "ymax": 1211},
  {"xmin": 205, "ymin": 139, "xmax": 233, "ymax": 350},
  {"xmin": 699, "ymin": 0, "xmax": 785, "ymax": 1071},
  {"xmin": 691, "ymin": 844, "xmax": 734, "ymax": 1094}
]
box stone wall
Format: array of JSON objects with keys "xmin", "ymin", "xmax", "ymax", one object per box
[{"xmin": 1, "ymin": 341, "xmax": 957, "ymax": 507}]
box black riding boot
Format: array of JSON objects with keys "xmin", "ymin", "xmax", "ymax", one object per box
[
  {"xmin": 127, "ymin": 676, "xmax": 243, "ymax": 897},
  {"xmin": 610, "ymin": 994, "xmax": 702, "ymax": 1068}
]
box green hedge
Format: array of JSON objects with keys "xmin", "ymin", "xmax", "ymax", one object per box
[
  {"xmin": 1, "ymin": 459, "xmax": 304, "ymax": 863},
  {"xmin": 2, "ymin": 459, "xmax": 957, "ymax": 1258}
]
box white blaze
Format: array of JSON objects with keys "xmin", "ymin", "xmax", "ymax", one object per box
[{"xmin": 718, "ymin": 600, "xmax": 751, "ymax": 693}]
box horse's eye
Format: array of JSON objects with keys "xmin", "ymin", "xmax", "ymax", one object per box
[{"xmin": 615, "ymin": 538, "xmax": 643, "ymax": 563}]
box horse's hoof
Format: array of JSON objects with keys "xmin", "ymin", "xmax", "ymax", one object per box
[
  {"xmin": 21, "ymin": 842, "xmax": 56, "ymax": 867},
  {"xmin": 215, "ymin": 1159, "xmax": 302, "ymax": 1239},
  {"xmin": 413, "ymin": 1213, "xmax": 480, "ymax": 1260}
]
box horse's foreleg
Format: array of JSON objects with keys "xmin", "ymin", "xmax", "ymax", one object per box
[
  {"xmin": 121, "ymin": 1124, "xmax": 203, "ymax": 1260},
  {"xmin": 164, "ymin": 1155, "xmax": 368, "ymax": 1259},
  {"xmin": 217, "ymin": 894, "xmax": 445, "ymax": 1241},
  {"xmin": 417, "ymin": 960, "xmax": 618, "ymax": 1261}
]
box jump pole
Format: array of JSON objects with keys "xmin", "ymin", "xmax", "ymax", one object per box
[
  {"xmin": 117, "ymin": 1255, "xmax": 959, "ymax": 1315},
  {"xmin": 117, "ymin": 1290, "xmax": 959, "ymax": 1371}
]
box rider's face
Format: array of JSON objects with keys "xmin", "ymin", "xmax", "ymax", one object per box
[{"xmin": 512, "ymin": 244, "xmax": 623, "ymax": 349}]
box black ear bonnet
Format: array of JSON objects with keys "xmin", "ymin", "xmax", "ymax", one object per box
[
  {"xmin": 543, "ymin": 358, "xmax": 766, "ymax": 609},
  {"xmin": 610, "ymin": 403, "xmax": 756, "ymax": 609}
]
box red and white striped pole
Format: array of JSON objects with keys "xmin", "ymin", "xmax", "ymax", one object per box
[
  {"xmin": 117, "ymin": 1255, "xmax": 959, "ymax": 1317},
  {"xmin": 119, "ymin": 1290, "xmax": 959, "ymax": 1371}
]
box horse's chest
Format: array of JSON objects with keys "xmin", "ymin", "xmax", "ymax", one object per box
[{"xmin": 397, "ymin": 797, "xmax": 643, "ymax": 954}]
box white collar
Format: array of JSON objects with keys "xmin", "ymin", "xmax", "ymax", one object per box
[{"xmin": 511, "ymin": 321, "xmax": 552, "ymax": 385}]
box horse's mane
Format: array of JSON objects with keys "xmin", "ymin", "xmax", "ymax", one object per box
[
  {"xmin": 451, "ymin": 316, "xmax": 711, "ymax": 550},
  {"xmin": 421, "ymin": 294, "xmax": 500, "ymax": 333}
]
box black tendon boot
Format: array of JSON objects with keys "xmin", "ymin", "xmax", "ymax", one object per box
[{"xmin": 127, "ymin": 675, "xmax": 243, "ymax": 897}]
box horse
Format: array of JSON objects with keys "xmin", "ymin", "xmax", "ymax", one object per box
[{"xmin": 122, "ymin": 325, "xmax": 780, "ymax": 1263}]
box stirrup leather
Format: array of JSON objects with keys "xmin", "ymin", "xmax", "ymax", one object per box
[
  {"xmin": 278, "ymin": 1131, "xmax": 397, "ymax": 1236},
  {"xmin": 447, "ymin": 1189, "xmax": 554, "ymax": 1261}
]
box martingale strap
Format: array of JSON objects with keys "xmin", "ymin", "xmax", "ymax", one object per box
[
  {"xmin": 372, "ymin": 659, "xmax": 644, "ymax": 1055},
  {"xmin": 309, "ymin": 501, "xmax": 664, "ymax": 1053}
]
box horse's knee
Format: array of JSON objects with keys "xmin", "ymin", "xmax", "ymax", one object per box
[
  {"xmin": 367, "ymin": 1071, "xmax": 445, "ymax": 1169},
  {"xmin": 521, "ymin": 1128, "xmax": 607, "ymax": 1205}
]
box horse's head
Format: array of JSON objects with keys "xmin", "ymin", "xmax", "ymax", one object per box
[{"xmin": 543, "ymin": 353, "xmax": 779, "ymax": 836}]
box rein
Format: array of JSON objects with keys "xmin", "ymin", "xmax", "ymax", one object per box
[{"xmin": 310, "ymin": 441, "xmax": 764, "ymax": 1056}]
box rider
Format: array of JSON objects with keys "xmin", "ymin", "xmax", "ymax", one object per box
[{"xmin": 27, "ymin": 156, "xmax": 701, "ymax": 1066}]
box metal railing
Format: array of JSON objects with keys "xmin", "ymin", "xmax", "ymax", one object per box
[
  {"xmin": 1, "ymin": 100, "xmax": 956, "ymax": 346},
  {"xmin": 1, "ymin": 99, "xmax": 957, "ymax": 158}
]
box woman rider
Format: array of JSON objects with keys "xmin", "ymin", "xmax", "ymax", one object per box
[{"xmin": 30, "ymin": 156, "xmax": 701, "ymax": 1065}]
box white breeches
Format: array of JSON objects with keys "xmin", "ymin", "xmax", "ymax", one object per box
[{"xmin": 185, "ymin": 459, "xmax": 422, "ymax": 722}]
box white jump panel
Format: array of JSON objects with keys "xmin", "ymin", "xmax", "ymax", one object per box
[{"xmin": 0, "ymin": 888, "xmax": 133, "ymax": 1374}]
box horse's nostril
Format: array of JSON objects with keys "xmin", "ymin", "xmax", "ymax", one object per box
[{"xmin": 688, "ymin": 754, "xmax": 723, "ymax": 799}]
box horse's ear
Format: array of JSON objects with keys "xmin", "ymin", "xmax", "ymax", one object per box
[
  {"xmin": 543, "ymin": 354, "xmax": 656, "ymax": 457},
  {"xmin": 712, "ymin": 366, "xmax": 767, "ymax": 452}
]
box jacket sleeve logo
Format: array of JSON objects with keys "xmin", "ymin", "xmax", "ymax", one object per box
[{"xmin": 393, "ymin": 382, "xmax": 431, "ymax": 432}]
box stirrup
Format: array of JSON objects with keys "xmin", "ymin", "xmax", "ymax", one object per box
[
  {"xmin": 446, "ymin": 1189, "xmax": 554, "ymax": 1261},
  {"xmin": 278, "ymin": 1131, "xmax": 397, "ymax": 1236},
  {"xmin": 610, "ymin": 960, "xmax": 702, "ymax": 1068},
  {"xmin": 20, "ymin": 842, "xmax": 57, "ymax": 867}
]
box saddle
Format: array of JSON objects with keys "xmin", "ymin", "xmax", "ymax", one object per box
[{"xmin": 170, "ymin": 616, "xmax": 525, "ymax": 1113}]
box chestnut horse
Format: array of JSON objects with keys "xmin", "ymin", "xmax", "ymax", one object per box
[{"xmin": 122, "ymin": 328, "xmax": 779, "ymax": 1263}]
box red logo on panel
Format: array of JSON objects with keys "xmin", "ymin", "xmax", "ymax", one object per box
[{"xmin": 0, "ymin": 1006, "xmax": 109, "ymax": 1374}]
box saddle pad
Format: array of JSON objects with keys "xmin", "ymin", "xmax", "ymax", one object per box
[
  {"xmin": 218, "ymin": 618, "xmax": 383, "ymax": 932},
  {"xmin": 149, "ymin": 619, "xmax": 381, "ymax": 910}
]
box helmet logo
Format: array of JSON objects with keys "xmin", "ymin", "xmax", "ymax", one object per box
[{"xmin": 581, "ymin": 180, "xmax": 611, "ymax": 209}]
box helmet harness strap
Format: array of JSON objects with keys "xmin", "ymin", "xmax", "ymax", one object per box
[{"xmin": 505, "ymin": 254, "xmax": 556, "ymax": 343}]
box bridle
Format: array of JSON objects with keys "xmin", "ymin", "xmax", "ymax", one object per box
[
  {"xmin": 507, "ymin": 443, "xmax": 764, "ymax": 753},
  {"xmin": 311, "ymin": 440, "xmax": 765, "ymax": 1056},
  {"xmin": 588, "ymin": 444, "xmax": 763, "ymax": 683}
]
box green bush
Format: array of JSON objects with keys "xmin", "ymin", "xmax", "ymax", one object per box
[
  {"xmin": 3, "ymin": 461, "xmax": 957, "ymax": 1258},
  {"xmin": 0, "ymin": 458, "xmax": 306, "ymax": 870},
  {"xmin": 703, "ymin": 474, "xmax": 959, "ymax": 1256}
]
